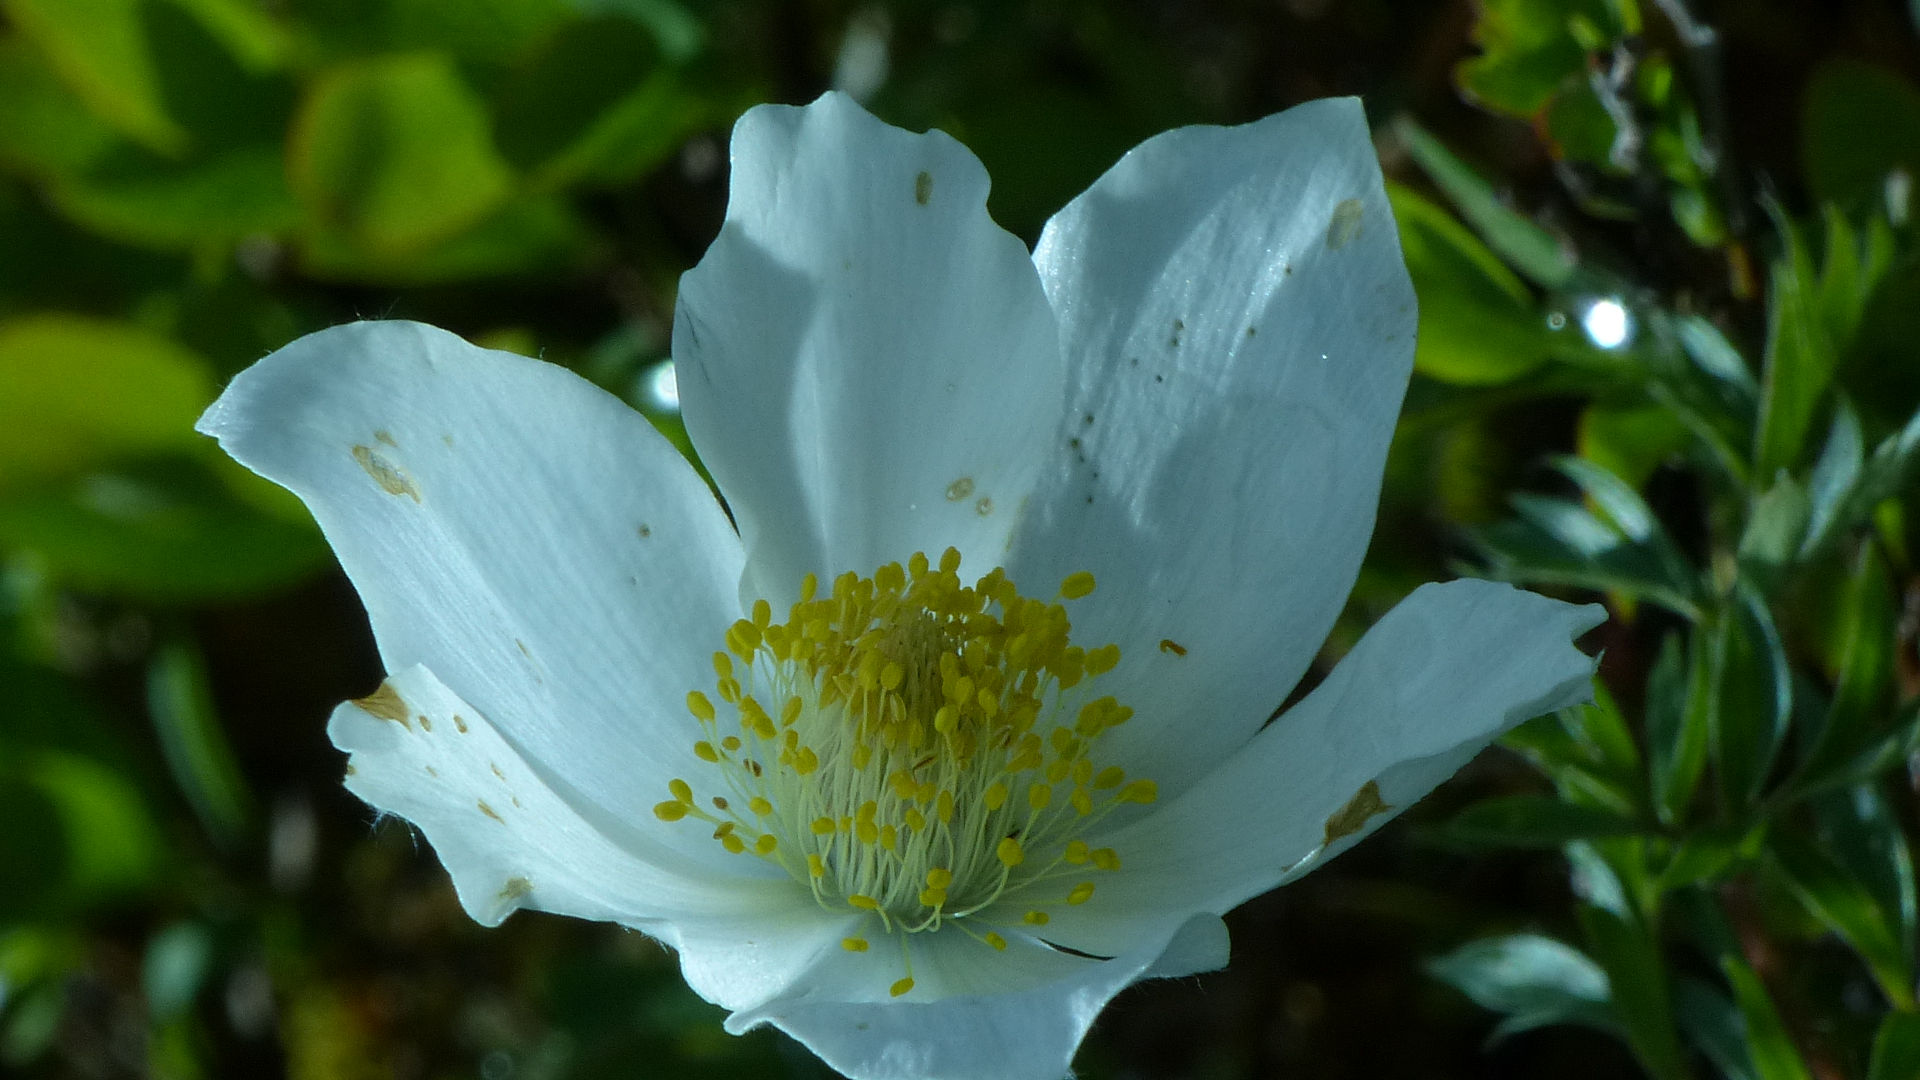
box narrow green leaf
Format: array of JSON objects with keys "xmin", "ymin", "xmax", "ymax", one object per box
[
  {"xmin": 1720, "ymin": 955, "xmax": 1813, "ymax": 1080},
  {"xmin": 1674, "ymin": 976, "xmax": 1758, "ymax": 1080},
  {"xmin": 1427, "ymin": 934, "xmax": 1617, "ymax": 1042},
  {"xmin": 1580, "ymin": 905, "xmax": 1688, "ymax": 1080},
  {"xmin": 1803, "ymin": 400, "xmax": 1864, "ymax": 551},
  {"xmin": 1754, "ymin": 212, "xmax": 1837, "ymax": 478},
  {"xmin": 1798, "ymin": 542, "xmax": 1896, "ymax": 786},
  {"xmin": 1770, "ymin": 832, "xmax": 1914, "ymax": 1008},
  {"xmin": 1395, "ymin": 118, "xmax": 1577, "ymax": 289},
  {"xmin": 27, "ymin": 750, "xmax": 162, "ymax": 896},
  {"xmin": 1815, "ymin": 785, "xmax": 1918, "ymax": 964},
  {"xmin": 1649, "ymin": 627, "xmax": 1713, "ymax": 825},
  {"xmin": 1739, "ymin": 475, "xmax": 1810, "ymax": 582},
  {"xmin": 147, "ymin": 637, "xmax": 252, "ymax": 844},
  {"xmin": 1579, "ymin": 402, "xmax": 1692, "ymax": 492},
  {"xmin": 1677, "ymin": 314, "xmax": 1758, "ymax": 402},
  {"xmin": 1868, "ymin": 1011, "xmax": 1920, "ymax": 1080},
  {"xmin": 1715, "ymin": 588, "xmax": 1791, "ymax": 810},
  {"xmin": 1439, "ymin": 796, "xmax": 1643, "ymax": 848}
]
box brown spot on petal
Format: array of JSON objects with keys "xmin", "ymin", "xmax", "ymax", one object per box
[
  {"xmin": 914, "ymin": 171, "xmax": 933, "ymax": 205},
  {"xmin": 478, "ymin": 801, "xmax": 505, "ymax": 823},
  {"xmin": 1323, "ymin": 780, "xmax": 1391, "ymax": 845},
  {"xmin": 352, "ymin": 445, "xmax": 420, "ymax": 501},
  {"xmin": 945, "ymin": 477, "xmax": 975, "ymax": 501},
  {"xmin": 354, "ymin": 682, "xmax": 410, "ymax": 728},
  {"xmin": 453, "ymin": 714, "xmax": 469, "ymax": 734},
  {"xmin": 1326, "ymin": 199, "xmax": 1364, "ymax": 250},
  {"xmin": 1159, "ymin": 639, "xmax": 1187, "ymax": 656},
  {"xmin": 499, "ymin": 876, "xmax": 532, "ymax": 901}
]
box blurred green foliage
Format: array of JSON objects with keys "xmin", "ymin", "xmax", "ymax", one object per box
[{"xmin": 2, "ymin": 0, "xmax": 1919, "ymax": 1078}]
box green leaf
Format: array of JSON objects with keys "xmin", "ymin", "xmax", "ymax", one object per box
[
  {"xmin": 1798, "ymin": 542, "xmax": 1896, "ymax": 787},
  {"xmin": 1427, "ymin": 934, "xmax": 1617, "ymax": 1041},
  {"xmin": 1439, "ymin": 795, "xmax": 1642, "ymax": 848},
  {"xmin": 0, "ymin": 315, "xmax": 213, "ymax": 490},
  {"xmin": 1802, "ymin": 400, "xmax": 1864, "ymax": 555},
  {"xmin": 1803, "ymin": 403, "xmax": 1920, "ymax": 561},
  {"xmin": 1769, "ymin": 831, "xmax": 1914, "ymax": 1008},
  {"xmin": 0, "ymin": 37, "xmax": 121, "ymax": 180},
  {"xmin": 1674, "ymin": 977, "xmax": 1758, "ymax": 1080},
  {"xmin": 1387, "ymin": 183, "xmax": 1550, "ymax": 386},
  {"xmin": 1739, "ymin": 474, "xmax": 1810, "ymax": 582},
  {"xmin": 28, "ymin": 749, "xmax": 162, "ymax": 897},
  {"xmin": 1803, "ymin": 61, "xmax": 1920, "ymax": 211},
  {"xmin": 0, "ymin": 459, "xmax": 330, "ymax": 601},
  {"xmin": 3, "ymin": 0, "xmax": 186, "ymax": 152},
  {"xmin": 147, "ymin": 637, "xmax": 252, "ymax": 844},
  {"xmin": 164, "ymin": 0, "xmax": 289, "ymax": 72},
  {"xmin": 1647, "ymin": 627, "xmax": 1711, "ymax": 825},
  {"xmin": 143, "ymin": 922, "xmax": 212, "ymax": 1022},
  {"xmin": 289, "ymin": 52, "xmax": 515, "ymax": 258},
  {"xmin": 1720, "ymin": 955, "xmax": 1813, "ymax": 1080},
  {"xmin": 1580, "ymin": 904, "xmax": 1688, "ymax": 1080},
  {"xmin": 1715, "ymin": 587, "xmax": 1791, "ymax": 810},
  {"xmin": 1455, "ymin": 0, "xmax": 1633, "ymax": 119},
  {"xmin": 1868, "ymin": 1012, "xmax": 1920, "ymax": 1080},
  {"xmin": 0, "ymin": 780, "xmax": 67, "ymax": 920},
  {"xmin": 50, "ymin": 144, "xmax": 302, "ymax": 250},
  {"xmin": 1814, "ymin": 784, "xmax": 1917, "ymax": 964},
  {"xmin": 1677, "ymin": 314, "xmax": 1758, "ymax": 404},
  {"xmin": 1754, "ymin": 212, "xmax": 1837, "ymax": 478},
  {"xmin": 1579, "ymin": 402, "xmax": 1692, "ymax": 491},
  {"xmin": 296, "ymin": 192, "xmax": 589, "ymax": 285},
  {"xmin": 1395, "ymin": 118, "xmax": 1577, "ymax": 290}
]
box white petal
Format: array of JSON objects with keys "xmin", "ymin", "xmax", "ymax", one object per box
[
  {"xmin": 1040, "ymin": 580, "xmax": 1604, "ymax": 958},
  {"xmin": 674, "ymin": 92, "xmax": 1062, "ymax": 608},
  {"xmin": 1005, "ymin": 97, "xmax": 1418, "ymax": 798},
  {"xmin": 728, "ymin": 914, "xmax": 1217, "ymax": 1080},
  {"xmin": 332, "ymin": 663, "xmax": 853, "ymax": 1011},
  {"xmin": 197, "ymin": 321, "xmax": 752, "ymax": 871}
]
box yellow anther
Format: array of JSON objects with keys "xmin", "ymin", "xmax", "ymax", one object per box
[
  {"xmin": 1065, "ymin": 840, "xmax": 1089, "ymax": 864},
  {"xmin": 752, "ymin": 598, "xmax": 771, "ymax": 628},
  {"xmin": 904, "ymin": 808, "xmax": 926, "ymax": 832},
  {"xmin": 712, "ymin": 653, "xmax": 733, "ymax": 681},
  {"xmin": 998, "ymin": 837, "xmax": 1025, "ymax": 867},
  {"xmin": 1120, "ymin": 779, "xmax": 1159, "ymax": 804},
  {"xmin": 807, "ymin": 854, "xmax": 826, "ymax": 878},
  {"xmin": 843, "ymin": 937, "xmax": 870, "ymax": 952},
  {"xmin": 1085, "ymin": 643, "xmax": 1120, "ymax": 675},
  {"xmin": 934, "ymin": 705, "xmax": 957, "ymax": 733},
  {"xmin": 936, "ymin": 790, "xmax": 954, "ymax": 823},
  {"xmin": 1071, "ymin": 788, "xmax": 1092, "ymax": 815},
  {"xmin": 1060, "ymin": 571, "xmax": 1096, "ymax": 599},
  {"xmin": 849, "ymin": 894, "xmax": 880, "ymax": 910},
  {"xmin": 927, "ymin": 867, "xmax": 953, "ymax": 889},
  {"xmin": 756, "ymin": 834, "xmax": 778, "ymax": 855},
  {"xmin": 722, "ymin": 735, "xmax": 742, "ymax": 752},
  {"xmin": 653, "ymin": 801, "xmax": 688, "ymax": 821},
  {"xmin": 978, "ymin": 688, "xmax": 999, "ymax": 716},
  {"xmin": 879, "ymin": 824, "xmax": 898, "ymax": 850},
  {"xmin": 881, "ymin": 661, "xmax": 904, "ymax": 690},
  {"xmin": 694, "ymin": 741, "xmax": 719, "ymax": 762},
  {"xmin": 811, "ymin": 817, "xmax": 837, "ymax": 835},
  {"xmin": 857, "ymin": 820, "xmax": 879, "ymax": 845},
  {"xmin": 1092, "ymin": 848, "xmax": 1120, "ymax": 871},
  {"xmin": 800, "ymin": 572, "xmax": 818, "ymax": 602},
  {"xmin": 669, "ymin": 779, "xmax": 693, "ymax": 804},
  {"xmin": 1046, "ymin": 759, "xmax": 1070, "ymax": 784},
  {"xmin": 984, "ymin": 932, "xmax": 1008, "ymax": 951},
  {"xmin": 720, "ymin": 833, "xmax": 745, "ymax": 854},
  {"xmin": 1073, "ymin": 759, "xmax": 1093, "ymax": 785},
  {"xmin": 1067, "ymin": 882, "xmax": 1095, "ymax": 905},
  {"xmin": 749, "ymin": 797, "xmax": 773, "ymax": 816},
  {"xmin": 794, "ymin": 747, "xmax": 819, "ymax": 774},
  {"xmin": 940, "ymin": 547, "xmax": 961, "ymax": 574},
  {"xmin": 984, "ymin": 783, "xmax": 1008, "ymax": 810},
  {"xmin": 713, "ymin": 821, "xmax": 735, "ymax": 838},
  {"xmin": 782, "ymin": 696, "xmax": 803, "ymax": 726},
  {"xmin": 919, "ymin": 887, "xmax": 947, "ymax": 907},
  {"xmin": 909, "ymin": 551, "xmax": 929, "ymax": 577},
  {"xmin": 1023, "ymin": 911, "xmax": 1050, "ymax": 925},
  {"xmin": 712, "ymin": 797, "xmax": 729, "ymax": 811},
  {"xmin": 1028, "ymin": 783, "xmax": 1052, "ymax": 811},
  {"xmin": 687, "ymin": 692, "xmax": 716, "ymax": 722},
  {"xmin": 890, "ymin": 977, "xmax": 915, "ymax": 997}
]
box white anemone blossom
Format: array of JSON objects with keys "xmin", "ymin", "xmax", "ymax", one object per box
[{"xmin": 199, "ymin": 92, "xmax": 1603, "ymax": 1080}]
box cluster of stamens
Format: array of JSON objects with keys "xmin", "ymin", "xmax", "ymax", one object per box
[{"xmin": 653, "ymin": 548, "xmax": 1155, "ymax": 996}]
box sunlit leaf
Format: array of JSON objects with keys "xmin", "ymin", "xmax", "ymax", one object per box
[
  {"xmin": 0, "ymin": 314, "xmax": 212, "ymax": 491},
  {"xmin": 1396, "ymin": 118, "xmax": 1576, "ymax": 289},
  {"xmin": 29, "ymin": 749, "xmax": 162, "ymax": 896},
  {"xmin": 50, "ymin": 144, "xmax": 301, "ymax": 250},
  {"xmin": 1438, "ymin": 796, "xmax": 1642, "ymax": 848},
  {"xmin": 148, "ymin": 637, "xmax": 252, "ymax": 844},
  {"xmin": 1387, "ymin": 184, "xmax": 1550, "ymax": 386},
  {"xmin": 3, "ymin": 0, "xmax": 185, "ymax": 152},
  {"xmin": 0, "ymin": 37, "xmax": 121, "ymax": 180},
  {"xmin": 1714, "ymin": 587, "xmax": 1791, "ymax": 811},
  {"xmin": 1869, "ymin": 1012, "xmax": 1920, "ymax": 1080},
  {"xmin": 1754, "ymin": 212, "xmax": 1835, "ymax": 479},
  {"xmin": 289, "ymin": 51, "xmax": 515, "ymax": 257},
  {"xmin": 1578, "ymin": 402, "xmax": 1691, "ymax": 491},
  {"xmin": 1455, "ymin": 0, "xmax": 1633, "ymax": 119}
]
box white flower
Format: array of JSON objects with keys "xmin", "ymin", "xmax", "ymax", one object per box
[{"xmin": 197, "ymin": 92, "xmax": 1602, "ymax": 1080}]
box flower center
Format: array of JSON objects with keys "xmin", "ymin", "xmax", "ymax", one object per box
[{"xmin": 654, "ymin": 548, "xmax": 1156, "ymax": 995}]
